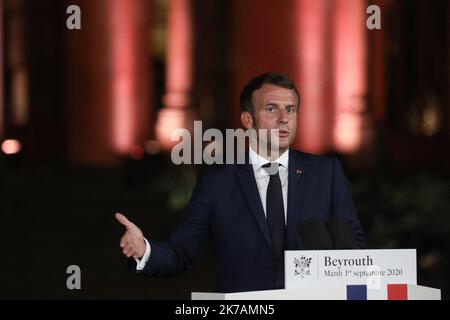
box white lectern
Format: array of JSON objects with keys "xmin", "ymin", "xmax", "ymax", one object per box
[
  {"xmin": 192, "ymin": 284, "xmax": 441, "ymax": 300},
  {"xmin": 192, "ymin": 249, "xmax": 441, "ymax": 300}
]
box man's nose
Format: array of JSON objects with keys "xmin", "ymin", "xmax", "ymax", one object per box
[{"xmin": 278, "ymin": 109, "xmax": 289, "ymax": 123}]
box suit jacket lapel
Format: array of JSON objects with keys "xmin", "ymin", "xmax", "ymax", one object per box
[
  {"xmin": 286, "ymin": 149, "xmax": 307, "ymax": 246},
  {"xmin": 235, "ymin": 163, "xmax": 274, "ymax": 254}
]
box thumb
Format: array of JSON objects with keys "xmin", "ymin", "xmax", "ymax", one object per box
[{"xmin": 115, "ymin": 212, "xmax": 133, "ymax": 229}]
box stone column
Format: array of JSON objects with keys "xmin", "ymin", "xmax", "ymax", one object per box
[{"xmin": 66, "ymin": 0, "xmax": 152, "ymax": 166}]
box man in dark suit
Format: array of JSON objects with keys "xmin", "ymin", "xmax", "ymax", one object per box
[{"xmin": 115, "ymin": 72, "xmax": 366, "ymax": 293}]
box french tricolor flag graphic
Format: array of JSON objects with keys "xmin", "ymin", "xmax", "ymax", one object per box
[
  {"xmin": 346, "ymin": 285, "xmax": 367, "ymax": 300},
  {"xmin": 346, "ymin": 284, "xmax": 409, "ymax": 300},
  {"xmin": 387, "ymin": 284, "xmax": 408, "ymax": 300}
]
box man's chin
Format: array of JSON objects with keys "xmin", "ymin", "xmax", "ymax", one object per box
[
  {"xmin": 251, "ymin": 138, "xmax": 292, "ymax": 153},
  {"xmin": 278, "ymin": 138, "xmax": 293, "ymax": 151},
  {"xmin": 270, "ymin": 144, "xmax": 290, "ymax": 155}
]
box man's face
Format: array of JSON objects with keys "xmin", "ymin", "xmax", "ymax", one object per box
[{"xmin": 241, "ymin": 84, "xmax": 298, "ymax": 153}]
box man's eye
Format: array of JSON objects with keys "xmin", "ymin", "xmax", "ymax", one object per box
[
  {"xmin": 266, "ymin": 107, "xmax": 275, "ymax": 112},
  {"xmin": 287, "ymin": 107, "xmax": 296, "ymax": 113}
]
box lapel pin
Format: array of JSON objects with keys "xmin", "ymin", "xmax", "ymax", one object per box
[{"xmin": 296, "ymin": 169, "xmax": 303, "ymax": 177}]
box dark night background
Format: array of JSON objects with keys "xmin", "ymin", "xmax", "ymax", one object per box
[{"xmin": 0, "ymin": 0, "xmax": 449, "ymax": 299}]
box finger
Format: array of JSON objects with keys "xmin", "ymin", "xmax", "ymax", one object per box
[
  {"xmin": 124, "ymin": 246, "xmax": 135, "ymax": 258},
  {"xmin": 123, "ymin": 243, "xmax": 131, "ymax": 254},
  {"xmin": 123, "ymin": 247, "xmax": 132, "ymax": 256},
  {"xmin": 119, "ymin": 234, "xmax": 129, "ymax": 248},
  {"xmin": 123, "ymin": 244, "xmax": 137, "ymax": 256},
  {"xmin": 115, "ymin": 213, "xmax": 133, "ymax": 229}
]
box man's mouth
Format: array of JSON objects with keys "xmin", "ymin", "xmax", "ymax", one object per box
[{"xmin": 278, "ymin": 130, "xmax": 289, "ymax": 137}]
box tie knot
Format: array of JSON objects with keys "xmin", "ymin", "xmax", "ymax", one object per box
[{"xmin": 262, "ymin": 162, "xmax": 279, "ymax": 175}]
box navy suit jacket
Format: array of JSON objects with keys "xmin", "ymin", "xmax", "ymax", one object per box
[{"xmin": 139, "ymin": 148, "xmax": 366, "ymax": 293}]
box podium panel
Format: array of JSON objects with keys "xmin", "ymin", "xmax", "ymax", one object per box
[
  {"xmin": 192, "ymin": 284, "xmax": 441, "ymax": 300},
  {"xmin": 192, "ymin": 249, "xmax": 440, "ymax": 300}
]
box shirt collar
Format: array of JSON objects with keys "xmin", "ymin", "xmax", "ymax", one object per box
[{"xmin": 249, "ymin": 146, "xmax": 289, "ymax": 171}]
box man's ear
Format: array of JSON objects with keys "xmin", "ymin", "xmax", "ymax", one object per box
[{"xmin": 241, "ymin": 111, "xmax": 254, "ymax": 129}]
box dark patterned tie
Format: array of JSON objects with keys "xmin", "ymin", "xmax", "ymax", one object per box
[{"xmin": 263, "ymin": 162, "xmax": 286, "ymax": 288}]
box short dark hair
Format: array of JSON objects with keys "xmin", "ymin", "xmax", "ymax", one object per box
[{"xmin": 239, "ymin": 72, "xmax": 300, "ymax": 116}]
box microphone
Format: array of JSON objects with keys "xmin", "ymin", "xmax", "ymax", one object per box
[
  {"xmin": 326, "ymin": 218, "xmax": 357, "ymax": 249},
  {"xmin": 299, "ymin": 218, "xmax": 333, "ymax": 250}
]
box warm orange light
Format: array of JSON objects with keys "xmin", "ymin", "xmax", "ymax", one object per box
[
  {"xmin": 164, "ymin": 0, "xmax": 192, "ymax": 109},
  {"xmin": 334, "ymin": 113, "xmax": 363, "ymax": 153},
  {"xmin": 294, "ymin": 0, "xmax": 331, "ymax": 154},
  {"xmin": 1, "ymin": 139, "xmax": 21, "ymax": 155},
  {"xmin": 155, "ymin": 108, "xmax": 190, "ymax": 150},
  {"xmin": 110, "ymin": 0, "xmax": 138, "ymax": 154},
  {"xmin": 0, "ymin": 1, "xmax": 3, "ymax": 138},
  {"xmin": 155, "ymin": 0, "xmax": 193, "ymax": 152},
  {"xmin": 129, "ymin": 145, "xmax": 145, "ymax": 160},
  {"xmin": 333, "ymin": 0, "xmax": 367, "ymax": 153},
  {"xmin": 145, "ymin": 140, "xmax": 161, "ymax": 155}
]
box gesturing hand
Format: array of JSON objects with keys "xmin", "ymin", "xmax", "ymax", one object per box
[{"xmin": 115, "ymin": 212, "xmax": 146, "ymax": 259}]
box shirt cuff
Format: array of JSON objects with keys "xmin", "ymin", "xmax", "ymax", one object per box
[{"xmin": 135, "ymin": 237, "xmax": 151, "ymax": 271}]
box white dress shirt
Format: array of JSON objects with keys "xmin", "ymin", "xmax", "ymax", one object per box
[
  {"xmin": 135, "ymin": 147, "xmax": 290, "ymax": 270},
  {"xmin": 248, "ymin": 147, "xmax": 289, "ymax": 224},
  {"xmin": 135, "ymin": 238, "xmax": 151, "ymax": 271}
]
